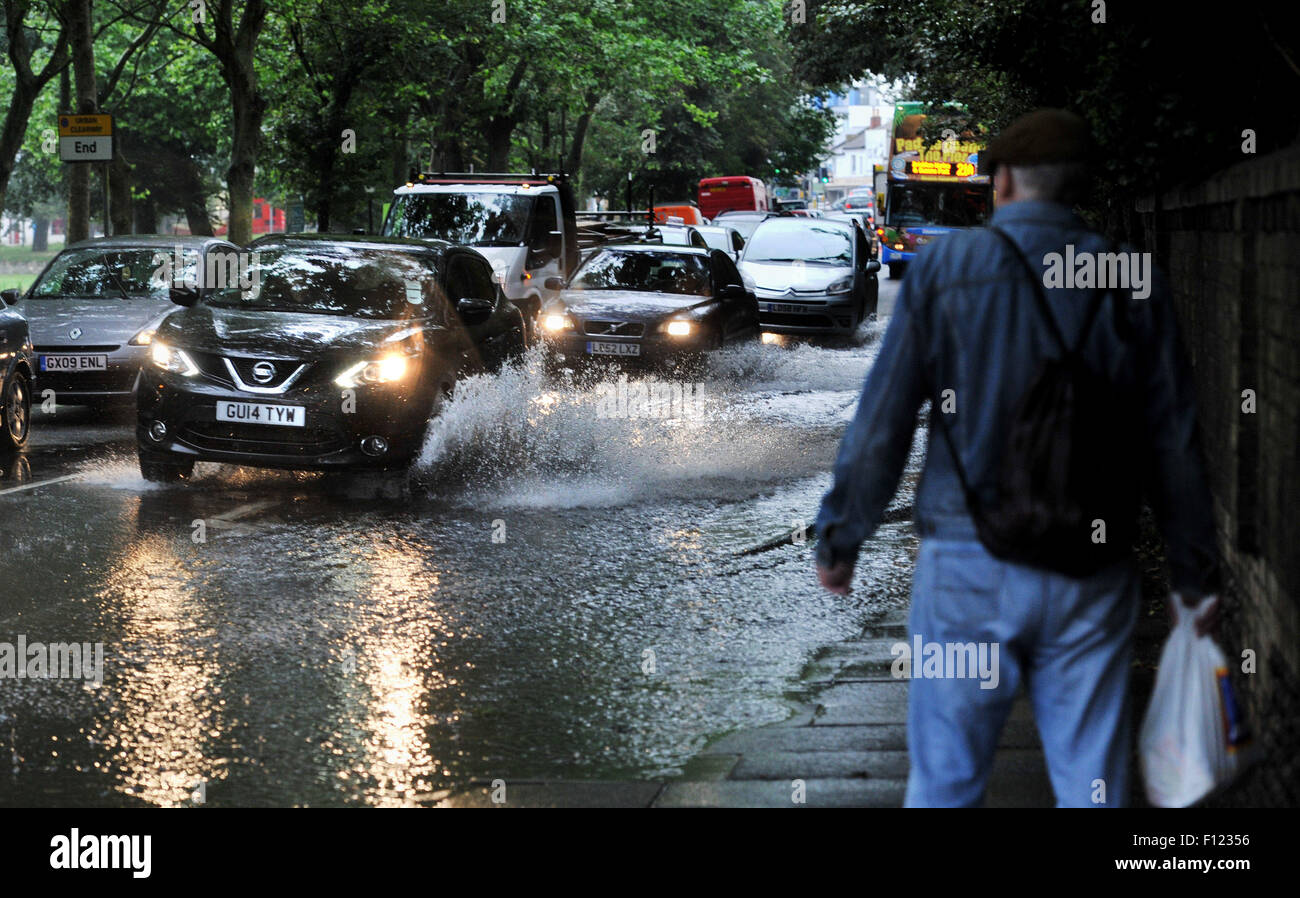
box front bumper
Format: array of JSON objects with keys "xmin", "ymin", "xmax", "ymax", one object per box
[
  {"xmin": 754, "ymin": 294, "xmax": 858, "ymax": 335},
  {"xmin": 135, "ymin": 370, "xmax": 430, "ymax": 471},
  {"xmin": 33, "ymin": 344, "xmax": 147, "ymax": 402},
  {"xmin": 541, "ymin": 328, "xmax": 714, "ymax": 368}
]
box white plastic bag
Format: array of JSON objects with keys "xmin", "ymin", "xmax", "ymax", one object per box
[{"xmin": 1139, "ymin": 594, "xmax": 1246, "ymax": 807}]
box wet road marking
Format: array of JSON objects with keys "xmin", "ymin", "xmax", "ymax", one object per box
[
  {"xmin": 205, "ymin": 499, "xmax": 283, "ymax": 536},
  {"xmin": 0, "ymin": 474, "xmax": 83, "ymax": 496}
]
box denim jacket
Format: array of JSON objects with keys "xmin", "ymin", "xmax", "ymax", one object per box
[{"xmin": 814, "ymin": 200, "xmax": 1221, "ymax": 594}]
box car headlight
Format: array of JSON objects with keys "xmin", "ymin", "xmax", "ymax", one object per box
[
  {"xmin": 542, "ymin": 313, "xmax": 572, "ymax": 333},
  {"xmin": 149, "ymin": 341, "xmax": 199, "ymax": 376},
  {"xmin": 826, "ymin": 277, "xmax": 854, "ymax": 295},
  {"xmin": 129, "ymin": 328, "xmax": 156, "ymax": 346},
  {"xmin": 334, "ymin": 353, "xmax": 410, "ymax": 388},
  {"xmin": 665, "ymin": 320, "xmax": 692, "ymax": 337}
]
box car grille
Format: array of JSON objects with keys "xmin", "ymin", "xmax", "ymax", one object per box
[
  {"xmin": 39, "ymin": 369, "xmax": 137, "ymax": 392},
  {"xmin": 190, "ymin": 351, "xmax": 236, "ymax": 387},
  {"xmin": 760, "ymin": 311, "xmax": 836, "ymax": 329},
  {"xmin": 582, "ymin": 320, "xmax": 645, "ymax": 337},
  {"xmin": 227, "ymin": 356, "xmax": 301, "ymax": 388},
  {"xmin": 35, "ymin": 344, "xmax": 121, "ymax": 353},
  {"xmin": 179, "ymin": 421, "xmax": 348, "ymax": 457}
]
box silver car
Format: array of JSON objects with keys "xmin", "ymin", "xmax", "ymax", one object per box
[
  {"xmin": 18, "ymin": 236, "xmax": 240, "ymax": 408},
  {"xmin": 739, "ymin": 218, "xmax": 880, "ymax": 335}
]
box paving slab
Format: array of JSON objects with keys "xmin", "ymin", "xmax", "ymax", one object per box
[
  {"xmin": 731, "ymin": 749, "xmax": 911, "ymax": 781},
  {"xmin": 654, "ymin": 778, "xmax": 907, "ymax": 808},
  {"xmin": 436, "ymin": 781, "xmax": 662, "ymax": 808}
]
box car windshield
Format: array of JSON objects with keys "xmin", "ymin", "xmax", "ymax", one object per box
[
  {"xmin": 569, "ymin": 250, "xmax": 711, "ymax": 296},
  {"xmin": 384, "ymin": 191, "xmax": 535, "ymax": 246},
  {"xmin": 28, "ymin": 247, "xmax": 196, "ymax": 300},
  {"xmin": 205, "ymin": 245, "xmax": 437, "ymax": 319},
  {"xmin": 696, "ymin": 230, "xmax": 731, "ymax": 252},
  {"xmin": 744, "ymin": 222, "xmax": 853, "ymax": 265},
  {"xmin": 887, "ymin": 183, "xmax": 991, "ymax": 229},
  {"xmin": 716, "ymin": 215, "xmax": 765, "ymax": 240}
]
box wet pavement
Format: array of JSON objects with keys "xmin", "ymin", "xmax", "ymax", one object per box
[{"xmin": 0, "ymin": 282, "xmax": 918, "ymax": 807}]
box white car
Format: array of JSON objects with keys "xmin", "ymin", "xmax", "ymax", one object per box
[{"xmin": 384, "ymin": 173, "xmax": 579, "ymax": 340}]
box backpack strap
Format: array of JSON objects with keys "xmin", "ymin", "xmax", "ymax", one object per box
[{"xmin": 988, "ymin": 226, "xmax": 1109, "ymax": 358}]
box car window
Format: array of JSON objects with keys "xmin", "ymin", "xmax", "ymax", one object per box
[
  {"xmin": 744, "ymin": 222, "xmax": 853, "ymax": 266},
  {"xmin": 205, "ymin": 244, "xmax": 436, "ymax": 319},
  {"xmin": 386, "ymin": 191, "xmax": 536, "ymax": 246},
  {"xmin": 29, "ymin": 247, "xmax": 195, "ymax": 299},
  {"xmin": 570, "ymin": 250, "xmax": 712, "ymax": 296},
  {"xmin": 709, "ymin": 250, "xmax": 743, "ymax": 290},
  {"xmin": 531, "ymin": 196, "xmax": 558, "ymax": 249}
]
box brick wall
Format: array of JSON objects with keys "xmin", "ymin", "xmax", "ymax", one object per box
[{"xmin": 1136, "ymin": 144, "xmax": 1300, "ymax": 806}]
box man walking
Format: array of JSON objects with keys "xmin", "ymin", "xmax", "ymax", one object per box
[{"xmin": 813, "ymin": 109, "xmax": 1221, "ymax": 807}]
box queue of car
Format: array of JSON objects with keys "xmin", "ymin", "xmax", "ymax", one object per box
[{"xmin": 0, "ymin": 173, "xmax": 880, "ymax": 491}]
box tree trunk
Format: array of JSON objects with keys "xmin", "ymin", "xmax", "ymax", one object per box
[
  {"xmin": 65, "ymin": 1, "xmax": 96, "ymax": 243},
  {"xmin": 110, "ymin": 152, "xmax": 132, "ymax": 234},
  {"xmin": 134, "ymin": 194, "xmax": 156, "ymax": 234},
  {"xmin": 566, "ymin": 93, "xmax": 600, "ymax": 177},
  {"xmin": 184, "ymin": 197, "xmax": 213, "ymax": 237},
  {"xmin": 0, "ymin": 80, "xmax": 37, "ymax": 219},
  {"xmin": 32, "ymin": 216, "xmax": 49, "ymax": 251},
  {"xmin": 0, "ymin": 2, "xmax": 69, "ymax": 218}
]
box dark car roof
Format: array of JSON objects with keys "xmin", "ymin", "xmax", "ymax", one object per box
[
  {"xmin": 65, "ymin": 235, "xmax": 234, "ymax": 251},
  {"xmin": 248, "ymin": 232, "xmax": 454, "ymax": 259}
]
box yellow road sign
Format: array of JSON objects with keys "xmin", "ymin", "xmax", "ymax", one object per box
[
  {"xmin": 58, "ymin": 114, "xmax": 112, "ymax": 137},
  {"xmin": 57, "ymin": 114, "xmax": 113, "ymax": 161}
]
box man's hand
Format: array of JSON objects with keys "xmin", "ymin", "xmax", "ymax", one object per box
[
  {"xmin": 1169, "ymin": 591, "xmax": 1220, "ymax": 637},
  {"xmin": 817, "ymin": 560, "xmax": 855, "ymax": 595}
]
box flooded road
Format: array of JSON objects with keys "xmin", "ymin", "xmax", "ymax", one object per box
[{"xmin": 0, "ymin": 282, "xmax": 922, "ymax": 806}]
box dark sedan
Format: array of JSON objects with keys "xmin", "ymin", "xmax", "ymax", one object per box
[
  {"xmin": 538, "ymin": 244, "xmax": 760, "ymax": 368},
  {"xmin": 135, "ymin": 235, "xmax": 524, "ymax": 485},
  {"xmin": 0, "ymin": 289, "xmax": 35, "ymax": 452}
]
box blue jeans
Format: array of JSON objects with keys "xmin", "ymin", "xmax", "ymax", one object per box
[{"xmin": 904, "ymin": 538, "xmax": 1139, "ymax": 807}]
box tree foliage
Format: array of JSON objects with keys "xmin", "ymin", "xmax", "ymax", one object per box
[{"xmin": 3, "ymin": 0, "xmax": 834, "ymax": 237}]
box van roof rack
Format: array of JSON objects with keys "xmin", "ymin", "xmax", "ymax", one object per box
[{"xmin": 407, "ymin": 169, "xmax": 568, "ymax": 184}]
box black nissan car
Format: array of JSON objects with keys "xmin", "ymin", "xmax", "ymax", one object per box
[
  {"xmin": 136, "ymin": 235, "xmax": 524, "ymax": 484},
  {"xmin": 538, "ymin": 244, "xmax": 760, "ymax": 368}
]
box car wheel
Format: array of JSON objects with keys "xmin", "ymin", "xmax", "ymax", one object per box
[
  {"xmin": 1, "ymin": 369, "xmax": 31, "ymax": 452},
  {"xmin": 138, "ymin": 450, "xmax": 194, "ymax": 483}
]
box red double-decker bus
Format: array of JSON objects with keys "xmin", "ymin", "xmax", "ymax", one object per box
[{"xmin": 696, "ymin": 176, "xmax": 769, "ymax": 220}]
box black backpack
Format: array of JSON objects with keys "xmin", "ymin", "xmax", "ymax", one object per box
[{"xmin": 928, "ymin": 227, "xmax": 1142, "ymax": 577}]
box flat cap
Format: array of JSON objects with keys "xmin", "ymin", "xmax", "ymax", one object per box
[{"xmin": 979, "ymin": 108, "xmax": 1092, "ymax": 175}]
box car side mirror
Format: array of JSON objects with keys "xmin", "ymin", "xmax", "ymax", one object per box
[
  {"xmin": 718, "ymin": 284, "xmax": 748, "ymax": 300},
  {"xmin": 169, "ymin": 285, "xmax": 201, "ymax": 307},
  {"xmin": 456, "ymin": 296, "xmax": 494, "ymax": 325},
  {"xmin": 0, "ymin": 288, "xmax": 19, "ymax": 306},
  {"xmin": 865, "ymin": 259, "xmax": 881, "ymax": 273},
  {"xmin": 544, "ymin": 276, "xmax": 565, "ymax": 291}
]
